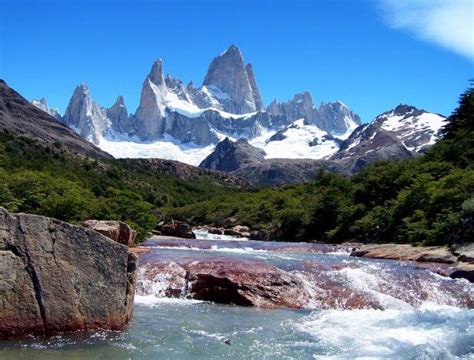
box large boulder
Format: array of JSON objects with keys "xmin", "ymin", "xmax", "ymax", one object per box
[
  {"xmin": 159, "ymin": 220, "xmax": 196, "ymax": 239},
  {"xmin": 82, "ymin": 219, "xmax": 137, "ymax": 247},
  {"xmin": 137, "ymin": 258, "xmax": 311, "ymax": 309},
  {"xmin": 0, "ymin": 207, "xmax": 136, "ymax": 339}
]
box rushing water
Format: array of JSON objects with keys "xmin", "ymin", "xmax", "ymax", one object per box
[{"xmin": 1, "ymin": 231, "xmax": 473, "ymax": 359}]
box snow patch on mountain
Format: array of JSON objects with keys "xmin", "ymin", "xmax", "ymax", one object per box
[
  {"xmin": 97, "ymin": 133, "xmax": 214, "ymax": 166},
  {"xmin": 249, "ymin": 119, "xmax": 340, "ymax": 160}
]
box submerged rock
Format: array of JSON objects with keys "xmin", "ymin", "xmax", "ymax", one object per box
[
  {"xmin": 0, "ymin": 207, "xmax": 136, "ymax": 339},
  {"xmin": 82, "ymin": 219, "xmax": 137, "ymax": 247}
]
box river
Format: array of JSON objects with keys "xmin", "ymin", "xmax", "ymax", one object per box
[{"xmin": 1, "ymin": 230, "xmax": 473, "ymax": 359}]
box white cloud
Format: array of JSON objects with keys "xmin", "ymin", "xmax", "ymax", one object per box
[{"xmin": 380, "ymin": 0, "xmax": 474, "ymax": 60}]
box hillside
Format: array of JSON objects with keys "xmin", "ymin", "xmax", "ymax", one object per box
[{"xmin": 0, "ymin": 80, "xmax": 110, "ymax": 159}]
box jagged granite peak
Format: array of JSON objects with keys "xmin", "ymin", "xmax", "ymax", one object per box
[
  {"xmin": 62, "ymin": 83, "xmax": 111, "ymax": 144},
  {"xmin": 267, "ymin": 93, "xmax": 361, "ymax": 137},
  {"xmin": 149, "ymin": 58, "xmax": 165, "ymax": 85},
  {"xmin": 313, "ymin": 101, "xmax": 362, "ymax": 136},
  {"xmin": 31, "ymin": 97, "xmax": 62, "ymax": 120},
  {"xmin": 107, "ymin": 95, "xmax": 132, "ymax": 133},
  {"xmin": 199, "ymin": 137, "xmax": 266, "ymax": 172},
  {"xmin": 266, "ymin": 91, "xmax": 314, "ymax": 120},
  {"xmin": 202, "ymin": 44, "xmax": 263, "ymax": 114},
  {"xmin": 134, "ymin": 59, "xmax": 170, "ymax": 140}
]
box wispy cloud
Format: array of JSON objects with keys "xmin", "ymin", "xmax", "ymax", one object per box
[{"xmin": 380, "ymin": 0, "xmax": 474, "ymax": 60}]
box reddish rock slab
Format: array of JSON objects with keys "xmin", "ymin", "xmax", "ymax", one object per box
[
  {"xmin": 351, "ymin": 244, "xmax": 458, "ymax": 264},
  {"xmin": 137, "ymin": 257, "xmax": 311, "ymax": 309},
  {"xmin": 82, "ymin": 219, "xmax": 137, "ymax": 247},
  {"xmin": 184, "ymin": 259, "xmax": 311, "ymax": 308}
]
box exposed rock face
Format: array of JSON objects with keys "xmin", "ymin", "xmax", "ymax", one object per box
[
  {"xmin": 200, "ymin": 137, "xmax": 265, "ymax": 172},
  {"xmin": 313, "ymin": 101, "xmax": 362, "ymax": 135},
  {"xmin": 202, "ymin": 45, "xmax": 264, "ymax": 114},
  {"xmin": 0, "ymin": 80, "xmax": 110, "ymax": 159},
  {"xmin": 245, "ymin": 63, "xmax": 264, "ymax": 111},
  {"xmin": 134, "ymin": 59, "xmax": 168, "ymax": 140},
  {"xmin": 107, "ymin": 96, "xmax": 132, "ymax": 134},
  {"xmin": 0, "ymin": 207, "xmax": 136, "ymax": 339},
  {"xmin": 267, "ymin": 92, "xmax": 315, "ymax": 123},
  {"xmin": 31, "ymin": 98, "xmax": 62, "ymax": 120},
  {"xmin": 62, "ymin": 83, "xmax": 111, "ymax": 144},
  {"xmin": 82, "ymin": 220, "xmax": 137, "ymax": 247},
  {"xmin": 266, "ymin": 94, "xmax": 361, "ymax": 136}
]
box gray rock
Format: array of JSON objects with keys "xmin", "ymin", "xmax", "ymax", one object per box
[
  {"xmin": 107, "ymin": 95, "xmax": 132, "ymax": 134},
  {"xmin": 313, "ymin": 101, "xmax": 362, "ymax": 135},
  {"xmin": 202, "ymin": 45, "xmax": 263, "ymax": 114},
  {"xmin": 62, "ymin": 83, "xmax": 111, "ymax": 144},
  {"xmin": 200, "ymin": 137, "xmax": 265, "ymax": 172},
  {"xmin": 266, "ymin": 94, "xmax": 361, "ymax": 136},
  {"xmin": 0, "ymin": 207, "xmax": 136, "ymax": 339},
  {"xmin": 134, "ymin": 59, "xmax": 168, "ymax": 140}
]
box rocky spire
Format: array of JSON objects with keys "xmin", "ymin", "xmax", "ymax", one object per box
[
  {"xmin": 266, "ymin": 91, "xmax": 315, "ymax": 122},
  {"xmin": 134, "ymin": 59, "xmax": 169, "ymax": 140},
  {"xmin": 107, "ymin": 95, "xmax": 132, "ymax": 133},
  {"xmin": 63, "ymin": 83, "xmax": 110, "ymax": 143},
  {"xmin": 202, "ymin": 44, "xmax": 260, "ymax": 114},
  {"xmin": 149, "ymin": 59, "xmax": 164, "ymax": 85}
]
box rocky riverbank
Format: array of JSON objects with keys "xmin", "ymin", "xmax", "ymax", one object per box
[
  {"xmin": 0, "ymin": 208, "xmax": 137, "ymax": 339},
  {"xmin": 135, "ymin": 237, "xmax": 473, "ymax": 310},
  {"xmin": 350, "ymin": 243, "xmax": 474, "ymax": 282}
]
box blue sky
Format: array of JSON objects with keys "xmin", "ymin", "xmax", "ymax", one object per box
[{"xmin": 0, "ymin": 0, "xmax": 472, "ymax": 122}]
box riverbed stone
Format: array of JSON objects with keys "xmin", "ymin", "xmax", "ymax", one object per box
[
  {"xmin": 351, "ymin": 244, "xmax": 458, "ymax": 264},
  {"xmin": 0, "ymin": 207, "xmax": 136, "ymax": 339}
]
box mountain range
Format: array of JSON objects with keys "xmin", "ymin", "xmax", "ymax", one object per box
[{"xmin": 28, "ymin": 45, "xmax": 447, "ymax": 184}]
